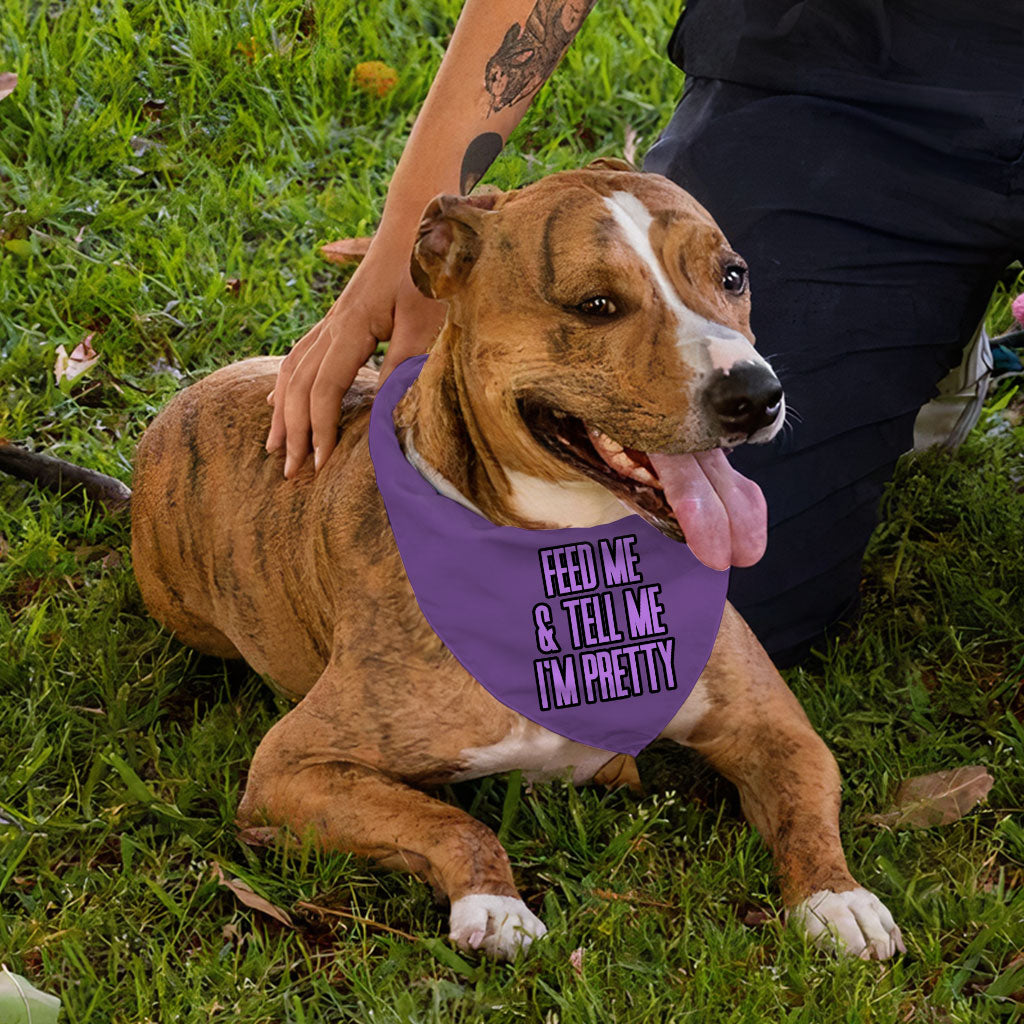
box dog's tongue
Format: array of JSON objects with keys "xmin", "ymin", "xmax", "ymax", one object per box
[{"xmin": 648, "ymin": 450, "xmax": 767, "ymax": 570}]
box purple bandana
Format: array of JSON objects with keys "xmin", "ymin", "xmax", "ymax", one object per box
[{"xmin": 369, "ymin": 356, "xmax": 728, "ymax": 756}]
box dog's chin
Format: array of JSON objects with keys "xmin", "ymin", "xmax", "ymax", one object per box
[{"xmin": 517, "ymin": 399, "xmax": 687, "ymax": 542}]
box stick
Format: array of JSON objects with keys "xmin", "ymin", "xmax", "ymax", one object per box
[
  {"xmin": 293, "ymin": 901, "xmax": 421, "ymax": 942},
  {"xmin": 0, "ymin": 441, "xmax": 131, "ymax": 511}
]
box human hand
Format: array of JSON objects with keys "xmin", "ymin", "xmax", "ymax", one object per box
[{"xmin": 266, "ymin": 245, "xmax": 447, "ymax": 477}]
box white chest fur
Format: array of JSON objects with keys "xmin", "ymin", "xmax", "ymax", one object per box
[{"xmin": 455, "ymin": 677, "xmax": 712, "ymax": 784}]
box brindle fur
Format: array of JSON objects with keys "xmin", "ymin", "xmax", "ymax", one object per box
[{"xmin": 132, "ymin": 168, "xmax": 862, "ymax": 925}]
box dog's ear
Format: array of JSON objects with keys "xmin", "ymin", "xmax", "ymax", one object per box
[
  {"xmin": 585, "ymin": 157, "xmax": 635, "ymax": 173},
  {"xmin": 411, "ymin": 193, "xmax": 501, "ymax": 299}
]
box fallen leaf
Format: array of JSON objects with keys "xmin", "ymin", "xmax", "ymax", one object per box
[
  {"xmin": 140, "ymin": 97, "xmax": 166, "ymax": 121},
  {"xmin": 353, "ymin": 61, "xmax": 398, "ymax": 97},
  {"xmin": 624, "ymin": 124, "xmax": 638, "ymax": 167},
  {"xmin": 739, "ymin": 905, "xmax": 772, "ymax": 928},
  {"xmin": 867, "ymin": 766, "xmax": 994, "ymax": 829},
  {"xmin": 236, "ymin": 36, "xmax": 260, "ymax": 62},
  {"xmin": 129, "ymin": 135, "xmax": 162, "ymax": 156},
  {"xmin": 150, "ymin": 357, "xmax": 183, "ymax": 380},
  {"xmin": 237, "ymin": 825, "xmax": 282, "ymax": 848},
  {"xmin": 213, "ymin": 863, "xmax": 294, "ymax": 928},
  {"xmin": 0, "ymin": 534, "xmax": 8, "ymax": 560},
  {"xmin": 0, "ymin": 966, "xmax": 61, "ymax": 1024},
  {"xmin": 74, "ymin": 544, "xmax": 108, "ymax": 564},
  {"xmin": 101, "ymin": 550, "xmax": 122, "ymax": 569},
  {"xmin": 320, "ymin": 237, "xmax": 373, "ymax": 266},
  {"xmin": 0, "ymin": 73, "xmax": 16, "ymax": 102},
  {"xmin": 54, "ymin": 333, "xmax": 100, "ymax": 386},
  {"xmin": 570, "ymin": 947, "xmax": 584, "ymax": 977}
]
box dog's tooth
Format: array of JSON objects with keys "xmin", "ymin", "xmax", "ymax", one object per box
[
  {"xmin": 588, "ymin": 428, "xmax": 624, "ymax": 458},
  {"xmin": 625, "ymin": 463, "xmax": 658, "ymax": 486}
]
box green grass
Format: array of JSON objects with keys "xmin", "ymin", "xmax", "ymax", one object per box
[{"xmin": 1, "ymin": 1, "xmax": 1023, "ymax": 1021}]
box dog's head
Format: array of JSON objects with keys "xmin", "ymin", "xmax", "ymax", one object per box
[{"xmin": 410, "ymin": 164, "xmax": 784, "ymax": 569}]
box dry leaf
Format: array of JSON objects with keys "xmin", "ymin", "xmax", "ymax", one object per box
[
  {"xmin": 140, "ymin": 97, "xmax": 166, "ymax": 121},
  {"xmin": 741, "ymin": 906, "xmax": 771, "ymax": 928},
  {"xmin": 867, "ymin": 766, "xmax": 994, "ymax": 829},
  {"xmin": 236, "ymin": 825, "xmax": 282, "ymax": 848},
  {"xmin": 129, "ymin": 135, "xmax": 162, "ymax": 156},
  {"xmin": 570, "ymin": 947, "xmax": 584, "ymax": 977},
  {"xmin": 624, "ymin": 124, "xmax": 638, "ymax": 167},
  {"xmin": 236, "ymin": 36, "xmax": 260, "ymax": 62},
  {"xmin": 151, "ymin": 357, "xmax": 183, "ymax": 380},
  {"xmin": 320, "ymin": 237, "xmax": 373, "ymax": 266},
  {"xmin": 352, "ymin": 61, "xmax": 398, "ymax": 97},
  {"xmin": 213, "ymin": 863, "xmax": 294, "ymax": 928},
  {"xmin": 0, "ymin": 73, "xmax": 16, "ymax": 102},
  {"xmin": 101, "ymin": 550, "xmax": 123, "ymax": 569},
  {"xmin": 74, "ymin": 545, "xmax": 109, "ymax": 564},
  {"xmin": 54, "ymin": 333, "xmax": 100, "ymax": 385}
]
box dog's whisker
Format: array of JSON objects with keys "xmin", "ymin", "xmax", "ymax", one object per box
[{"xmin": 782, "ymin": 402, "xmax": 804, "ymax": 425}]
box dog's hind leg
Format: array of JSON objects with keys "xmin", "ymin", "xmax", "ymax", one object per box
[
  {"xmin": 664, "ymin": 604, "xmax": 904, "ymax": 960},
  {"xmin": 238, "ymin": 690, "xmax": 546, "ymax": 960}
]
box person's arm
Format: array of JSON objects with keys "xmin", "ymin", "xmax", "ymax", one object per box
[{"xmin": 267, "ymin": 0, "xmax": 596, "ymax": 477}]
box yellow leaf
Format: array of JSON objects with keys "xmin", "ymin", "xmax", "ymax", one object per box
[{"xmin": 353, "ymin": 61, "xmax": 398, "ymax": 97}]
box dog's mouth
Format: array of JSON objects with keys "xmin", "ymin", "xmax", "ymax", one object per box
[
  {"xmin": 519, "ymin": 400, "xmax": 767, "ymax": 570},
  {"xmin": 520, "ymin": 401, "xmax": 680, "ymax": 536}
]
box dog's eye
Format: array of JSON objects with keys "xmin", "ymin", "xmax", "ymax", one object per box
[
  {"xmin": 722, "ymin": 264, "xmax": 748, "ymax": 295},
  {"xmin": 575, "ymin": 296, "xmax": 617, "ymax": 317}
]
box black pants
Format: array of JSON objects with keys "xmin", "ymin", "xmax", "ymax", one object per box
[{"xmin": 645, "ymin": 78, "xmax": 1024, "ymax": 662}]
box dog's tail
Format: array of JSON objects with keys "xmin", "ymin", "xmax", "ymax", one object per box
[{"xmin": 0, "ymin": 441, "xmax": 131, "ymax": 511}]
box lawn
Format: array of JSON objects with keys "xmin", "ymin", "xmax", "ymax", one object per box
[{"xmin": 0, "ymin": 1, "xmax": 1022, "ymax": 1021}]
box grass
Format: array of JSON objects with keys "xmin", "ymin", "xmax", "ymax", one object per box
[{"xmin": 0, "ymin": 0, "xmax": 1022, "ymax": 1021}]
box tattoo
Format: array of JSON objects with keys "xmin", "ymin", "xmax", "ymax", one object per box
[
  {"xmin": 460, "ymin": 132, "xmax": 504, "ymax": 193},
  {"xmin": 484, "ymin": 0, "xmax": 596, "ymax": 113}
]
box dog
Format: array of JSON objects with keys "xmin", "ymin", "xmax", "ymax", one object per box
[{"xmin": 125, "ymin": 163, "xmax": 903, "ymax": 960}]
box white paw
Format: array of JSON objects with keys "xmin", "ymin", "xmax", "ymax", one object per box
[
  {"xmin": 449, "ymin": 894, "xmax": 547, "ymax": 960},
  {"xmin": 789, "ymin": 887, "xmax": 905, "ymax": 960}
]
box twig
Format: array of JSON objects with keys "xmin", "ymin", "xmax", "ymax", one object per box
[
  {"xmin": 293, "ymin": 901, "xmax": 420, "ymax": 942},
  {"xmin": 0, "ymin": 441, "xmax": 131, "ymax": 511},
  {"xmin": 588, "ymin": 888, "xmax": 677, "ymax": 911}
]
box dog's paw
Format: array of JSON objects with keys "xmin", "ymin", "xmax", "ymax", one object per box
[
  {"xmin": 789, "ymin": 887, "xmax": 905, "ymax": 960},
  {"xmin": 449, "ymin": 894, "xmax": 547, "ymax": 960}
]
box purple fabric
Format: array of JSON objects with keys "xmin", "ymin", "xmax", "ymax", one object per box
[{"xmin": 369, "ymin": 356, "xmax": 729, "ymax": 756}]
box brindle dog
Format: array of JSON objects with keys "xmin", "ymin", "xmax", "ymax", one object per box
[{"xmin": 128, "ymin": 165, "xmax": 903, "ymax": 960}]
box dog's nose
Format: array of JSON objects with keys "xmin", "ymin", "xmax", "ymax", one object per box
[{"xmin": 704, "ymin": 363, "xmax": 784, "ymax": 438}]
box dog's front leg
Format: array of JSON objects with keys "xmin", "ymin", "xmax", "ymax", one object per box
[
  {"xmin": 237, "ymin": 670, "xmax": 546, "ymax": 960},
  {"xmin": 664, "ymin": 605, "xmax": 904, "ymax": 959}
]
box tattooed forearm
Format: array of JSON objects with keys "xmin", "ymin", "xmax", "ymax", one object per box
[
  {"xmin": 459, "ymin": 2, "xmax": 594, "ymax": 193},
  {"xmin": 484, "ymin": 0, "xmax": 596, "ymax": 114}
]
